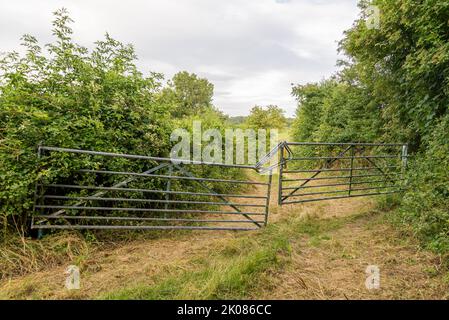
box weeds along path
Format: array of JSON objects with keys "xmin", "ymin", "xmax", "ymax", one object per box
[{"xmin": 0, "ymin": 178, "xmax": 447, "ymax": 299}]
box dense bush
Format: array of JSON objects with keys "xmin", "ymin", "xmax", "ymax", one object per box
[
  {"xmin": 398, "ymin": 115, "xmax": 449, "ymax": 252},
  {"xmin": 291, "ymin": 78, "xmax": 382, "ymax": 143},
  {"xmin": 0, "ymin": 10, "xmax": 175, "ymax": 233},
  {"xmin": 0, "ymin": 10, "xmax": 244, "ymax": 235},
  {"xmin": 172, "ymin": 107, "xmax": 244, "ymax": 194},
  {"xmin": 341, "ymin": 0, "xmax": 449, "ymax": 150},
  {"xmin": 291, "ymin": 82, "xmax": 329, "ymax": 142}
]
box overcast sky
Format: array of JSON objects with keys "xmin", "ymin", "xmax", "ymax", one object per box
[{"xmin": 0, "ymin": 0, "xmax": 360, "ymax": 116}]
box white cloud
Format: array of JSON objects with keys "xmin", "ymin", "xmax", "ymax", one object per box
[{"xmin": 0, "ymin": 0, "xmax": 360, "ymax": 116}]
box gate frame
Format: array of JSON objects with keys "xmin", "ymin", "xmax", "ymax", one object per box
[
  {"xmin": 278, "ymin": 142, "xmax": 408, "ymax": 205},
  {"xmin": 31, "ymin": 146, "xmax": 273, "ymax": 231},
  {"xmin": 31, "ymin": 141, "xmax": 408, "ymax": 232}
]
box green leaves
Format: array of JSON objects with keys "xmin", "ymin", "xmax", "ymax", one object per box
[
  {"xmin": 341, "ymin": 0, "xmax": 449, "ymax": 144},
  {"xmin": 160, "ymin": 71, "xmax": 215, "ymax": 118},
  {"xmin": 291, "ymin": 78, "xmax": 382, "ymax": 144},
  {"xmin": 0, "ymin": 10, "xmax": 173, "ymax": 230},
  {"xmin": 245, "ymin": 105, "xmax": 287, "ymax": 131}
]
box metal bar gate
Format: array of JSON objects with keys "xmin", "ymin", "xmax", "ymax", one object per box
[
  {"xmin": 278, "ymin": 142, "xmax": 408, "ymax": 205},
  {"xmin": 31, "ymin": 141, "xmax": 408, "ymax": 232},
  {"xmin": 31, "ymin": 146, "xmax": 273, "ymax": 231}
]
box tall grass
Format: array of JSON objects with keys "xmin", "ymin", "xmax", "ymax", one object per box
[
  {"xmin": 0, "ymin": 231, "xmax": 89, "ymax": 280},
  {"xmin": 100, "ymin": 211, "xmax": 355, "ymax": 300}
]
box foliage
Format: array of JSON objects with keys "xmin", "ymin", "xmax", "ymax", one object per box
[
  {"xmin": 160, "ymin": 71, "xmax": 214, "ymax": 118},
  {"xmin": 0, "ymin": 10, "xmax": 249, "ymax": 236},
  {"xmin": 397, "ymin": 115, "xmax": 449, "ymax": 252},
  {"xmin": 292, "ymin": 78, "xmax": 383, "ymax": 143},
  {"xmin": 172, "ymin": 108, "xmax": 243, "ymax": 195},
  {"xmin": 340, "ymin": 0, "xmax": 449, "ymax": 151},
  {"xmin": 244, "ymin": 105, "xmax": 287, "ymax": 131},
  {"xmin": 291, "ymin": 81, "xmax": 332, "ymax": 142}
]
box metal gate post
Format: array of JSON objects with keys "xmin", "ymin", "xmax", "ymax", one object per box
[
  {"xmin": 401, "ymin": 144, "xmax": 408, "ymax": 168},
  {"xmin": 401, "ymin": 144, "xmax": 408, "ymax": 189},
  {"xmin": 32, "ymin": 144, "xmax": 43, "ymax": 238},
  {"xmin": 264, "ymin": 169, "xmax": 273, "ymax": 226},
  {"xmin": 277, "ymin": 143, "xmax": 285, "ymax": 206},
  {"xmin": 32, "ymin": 145, "xmax": 42, "ymax": 215},
  {"xmin": 164, "ymin": 165, "xmax": 173, "ymax": 216},
  {"xmin": 348, "ymin": 144, "xmax": 355, "ymax": 196}
]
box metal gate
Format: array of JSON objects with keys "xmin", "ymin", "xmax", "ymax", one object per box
[
  {"xmin": 31, "ymin": 146, "xmax": 273, "ymax": 231},
  {"xmin": 31, "ymin": 141, "xmax": 408, "ymax": 232},
  {"xmin": 278, "ymin": 142, "xmax": 408, "ymax": 205}
]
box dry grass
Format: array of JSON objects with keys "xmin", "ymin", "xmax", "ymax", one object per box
[
  {"xmin": 0, "ymin": 231, "xmax": 90, "ymax": 281},
  {"xmin": 0, "ymin": 229, "xmax": 243, "ymax": 299},
  {"xmin": 256, "ymin": 212, "xmax": 449, "ymax": 300},
  {"xmin": 1, "ymin": 180, "xmax": 447, "ymax": 300}
]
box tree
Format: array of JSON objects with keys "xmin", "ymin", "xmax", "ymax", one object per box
[
  {"xmin": 340, "ymin": 0, "xmax": 449, "ymax": 150},
  {"xmin": 160, "ymin": 71, "xmax": 214, "ymax": 117},
  {"xmin": 291, "ymin": 80, "xmax": 334, "ymax": 142},
  {"xmin": 245, "ymin": 105, "xmax": 287, "ymax": 131},
  {"xmin": 338, "ymin": 0, "xmax": 449, "ymax": 252}
]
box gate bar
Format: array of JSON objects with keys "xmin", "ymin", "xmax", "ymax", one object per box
[
  {"xmin": 282, "ymin": 190, "xmax": 402, "ymax": 204},
  {"xmin": 42, "ymin": 195, "xmax": 265, "ymax": 207},
  {"xmin": 282, "ymin": 172, "xmax": 400, "ymax": 182},
  {"xmin": 35, "ymin": 205, "xmax": 264, "ymax": 215},
  {"xmin": 282, "ymin": 185, "xmax": 399, "ymax": 198},
  {"xmin": 33, "ymin": 225, "xmax": 260, "ymax": 231},
  {"xmin": 173, "ymin": 164, "xmax": 264, "ymax": 228},
  {"xmin": 282, "ymin": 179, "xmax": 404, "ymax": 190},
  {"xmin": 280, "ymin": 145, "xmax": 352, "ymax": 202},
  {"xmin": 78, "ymin": 169, "xmax": 268, "ymax": 185},
  {"xmin": 288, "ymin": 155, "xmax": 402, "ymax": 161},
  {"xmin": 284, "ymin": 165, "xmax": 400, "ymax": 173},
  {"xmin": 41, "ymin": 184, "xmax": 267, "ymax": 199},
  {"xmin": 40, "ymin": 146, "xmax": 254, "ymax": 169},
  {"xmin": 34, "ymin": 215, "xmax": 265, "ymax": 224},
  {"xmin": 285, "ymin": 142, "xmax": 405, "ymax": 146}
]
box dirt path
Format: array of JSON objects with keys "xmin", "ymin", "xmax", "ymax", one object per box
[{"xmin": 1, "ymin": 183, "xmax": 447, "ymax": 299}]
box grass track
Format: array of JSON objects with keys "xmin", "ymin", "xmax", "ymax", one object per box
[{"xmin": 1, "ymin": 179, "xmax": 448, "ymax": 299}]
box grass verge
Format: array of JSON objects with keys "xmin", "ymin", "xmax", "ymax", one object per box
[{"xmin": 100, "ymin": 211, "xmax": 357, "ymax": 300}]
